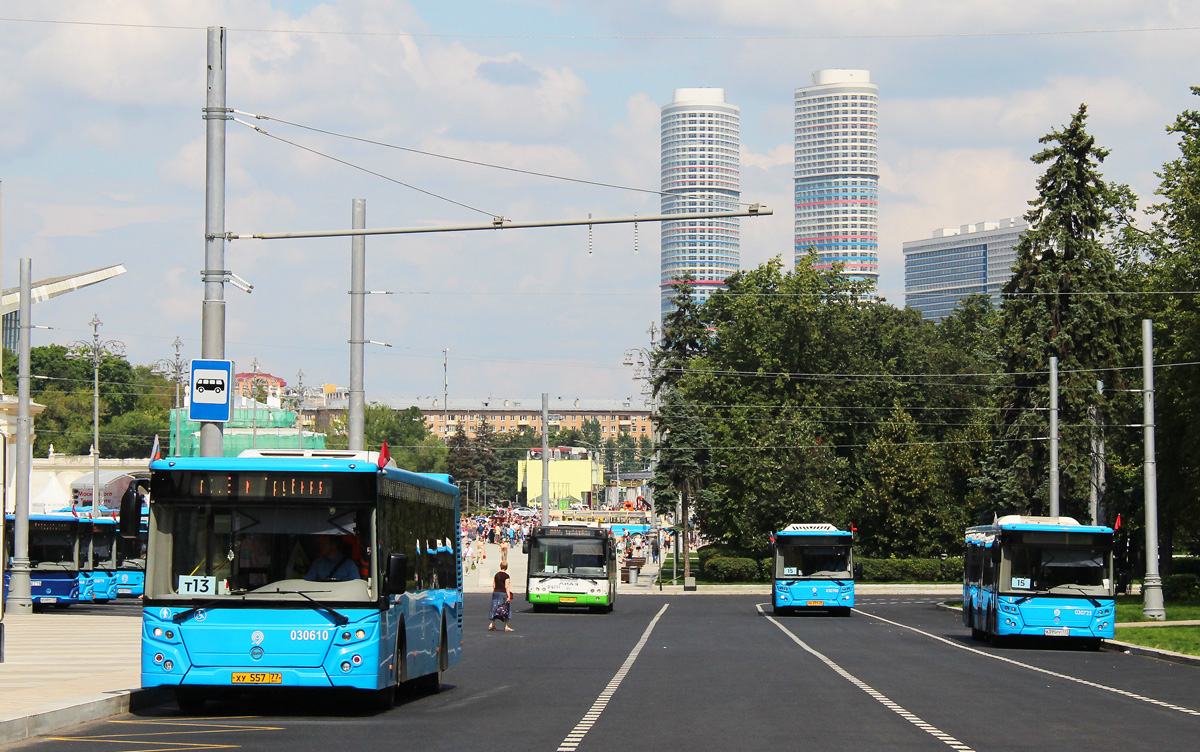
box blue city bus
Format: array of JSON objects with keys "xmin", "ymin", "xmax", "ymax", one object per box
[
  {"xmin": 964, "ymin": 515, "xmax": 1115, "ymax": 645},
  {"xmin": 136, "ymin": 451, "xmax": 462, "ymax": 710},
  {"xmin": 82, "ymin": 517, "xmax": 122, "ymax": 602},
  {"xmin": 3, "ymin": 515, "xmax": 84, "ymax": 607},
  {"xmin": 771, "ymin": 524, "xmax": 858, "ymax": 616}
]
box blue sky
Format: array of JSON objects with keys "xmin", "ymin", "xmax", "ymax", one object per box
[{"xmin": 2, "ymin": 1, "xmax": 1198, "ymax": 402}]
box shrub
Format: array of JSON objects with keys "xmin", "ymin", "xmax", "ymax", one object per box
[
  {"xmin": 858, "ymin": 558, "xmax": 964, "ymax": 583},
  {"xmin": 759, "ymin": 557, "xmax": 773, "ymax": 582},
  {"xmin": 1171, "ymin": 558, "xmax": 1200, "ymax": 577},
  {"xmin": 1164, "ymin": 573, "xmax": 1200, "ymax": 601},
  {"xmin": 706, "ymin": 557, "xmax": 760, "ymax": 582}
]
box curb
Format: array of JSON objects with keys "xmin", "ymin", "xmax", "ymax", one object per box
[
  {"xmin": 1102, "ymin": 638, "xmax": 1200, "ymax": 667},
  {"xmin": 0, "ymin": 687, "xmax": 171, "ymax": 746},
  {"xmin": 936, "ymin": 601, "xmax": 1200, "ymax": 667}
]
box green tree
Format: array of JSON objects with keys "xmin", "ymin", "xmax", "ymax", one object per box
[
  {"xmin": 654, "ymin": 389, "xmax": 710, "ymax": 580},
  {"xmin": 1140, "ymin": 87, "xmax": 1200, "ymax": 559},
  {"xmin": 854, "ymin": 406, "xmax": 965, "ymax": 557},
  {"xmin": 983, "ymin": 104, "xmax": 1133, "ymax": 517},
  {"xmin": 324, "ymin": 405, "xmax": 446, "ymax": 473}
]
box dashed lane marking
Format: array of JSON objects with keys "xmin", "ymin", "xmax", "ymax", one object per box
[
  {"xmin": 855, "ymin": 607, "xmax": 1200, "ymax": 718},
  {"xmin": 555, "ymin": 603, "xmax": 669, "ymax": 752},
  {"xmin": 758, "ymin": 604, "xmax": 976, "ymax": 752}
]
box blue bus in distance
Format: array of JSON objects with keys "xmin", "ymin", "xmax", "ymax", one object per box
[
  {"xmin": 964, "ymin": 515, "xmax": 1115, "ymax": 645},
  {"xmin": 137, "ymin": 450, "xmax": 462, "ymax": 710},
  {"xmin": 4, "ymin": 515, "xmax": 84, "ymax": 607},
  {"xmin": 771, "ymin": 524, "xmax": 857, "ymax": 616}
]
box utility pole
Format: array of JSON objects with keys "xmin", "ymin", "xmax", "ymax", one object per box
[
  {"xmin": 442, "ymin": 348, "xmax": 449, "ymax": 438},
  {"xmin": 295, "ymin": 369, "xmax": 305, "ymax": 450},
  {"xmin": 69, "ymin": 316, "xmax": 124, "ymax": 517},
  {"xmin": 7, "ymin": 259, "xmax": 34, "ymax": 614},
  {"xmin": 200, "ymin": 26, "xmax": 228, "ymax": 458},
  {"xmin": 1090, "ymin": 380, "xmax": 1105, "ymax": 526},
  {"xmin": 250, "ymin": 358, "xmax": 259, "ymax": 449},
  {"xmin": 1048, "ymin": 356, "xmax": 1059, "ymax": 517},
  {"xmin": 541, "ymin": 393, "xmax": 550, "ymax": 526},
  {"xmin": 1142, "ymin": 319, "xmax": 1165, "ymax": 620},
  {"xmin": 348, "ymin": 198, "xmax": 366, "ymax": 451}
]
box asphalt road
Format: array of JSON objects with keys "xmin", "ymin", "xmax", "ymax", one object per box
[{"xmin": 10, "ymin": 594, "xmax": 1200, "ymax": 751}]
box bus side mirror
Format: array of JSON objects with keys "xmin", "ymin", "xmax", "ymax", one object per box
[
  {"xmin": 387, "ymin": 554, "xmax": 408, "ymax": 595},
  {"xmin": 853, "ymin": 562, "xmax": 863, "ymax": 580},
  {"xmin": 119, "ymin": 486, "xmax": 141, "ymax": 540},
  {"xmin": 522, "ymin": 540, "xmax": 529, "ymax": 554}
]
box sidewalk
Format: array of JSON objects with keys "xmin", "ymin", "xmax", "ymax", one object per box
[{"xmin": 0, "ymin": 611, "xmax": 165, "ymax": 745}]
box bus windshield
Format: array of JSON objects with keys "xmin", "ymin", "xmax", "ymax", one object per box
[
  {"xmin": 30, "ymin": 524, "xmax": 78, "ymax": 569},
  {"xmin": 148, "ymin": 501, "xmax": 375, "ymax": 602},
  {"xmin": 1007, "ymin": 544, "xmax": 1112, "ymax": 596},
  {"xmin": 776, "ymin": 543, "xmax": 851, "ymax": 579},
  {"xmin": 530, "ymin": 537, "xmax": 607, "ymax": 577}
]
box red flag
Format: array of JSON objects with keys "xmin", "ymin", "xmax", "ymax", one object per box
[
  {"xmin": 1114, "ymin": 514, "xmax": 1121, "ymax": 531},
  {"xmin": 850, "ymin": 523, "xmax": 857, "ymax": 533},
  {"xmin": 377, "ymin": 441, "xmax": 391, "ymax": 468}
]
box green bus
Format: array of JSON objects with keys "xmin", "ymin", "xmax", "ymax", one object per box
[{"xmin": 524, "ymin": 524, "xmax": 616, "ymax": 613}]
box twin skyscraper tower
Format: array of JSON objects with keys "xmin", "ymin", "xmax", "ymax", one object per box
[{"xmin": 660, "ymin": 70, "xmax": 879, "ymax": 318}]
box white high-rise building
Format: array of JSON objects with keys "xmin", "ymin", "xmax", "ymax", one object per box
[
  {"xmin": 794, "ymin": 69, "xmax": 879, "ymax": 283},
  {"xmin": 660, "ymin": 88, "xmax": 741, "ymax": 319}
]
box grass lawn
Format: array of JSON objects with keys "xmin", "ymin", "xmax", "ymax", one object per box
[
  {"xmin": 1115, "ymin": 596, "xmax": 1200, "ymax": 623},
  {"xmin": 1114, "ymin": 625, "xmax": 1200, "ymax": 657}
]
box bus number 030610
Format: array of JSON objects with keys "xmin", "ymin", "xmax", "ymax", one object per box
[{"xmin": 290, "ymin": 630, "xmax": 330, "ymax": 641}]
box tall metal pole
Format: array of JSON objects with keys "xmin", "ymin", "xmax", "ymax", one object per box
[
  {"xmin": 7, "ymin": 259, "xmax": 33, "ymax": 613},
  {"xmin": 541, "ymin": 393, "xmax": 550, "ymax": 526},
  {"xmin": 200, "ymin": 26, "xmax": 228, "ymax": 458},
  {"xmin": 1048, "ymin": 356, "xmax": 1059, "ymax": 517},
  {"xmin": 296, "ymin": 369, "xmax": 305, "ymax": 449},
  {"xmin": 250, "ymin": 358, "xmax": 259, "ymax": 449},
  {"xmin": 1090, "ymin": 380, "xmax": 1105, "ymax": 526},
  {"xmin": 1142, "ymin": 319, "xmax": 1166, "ymax": 619},
  {"xmin": 442, "ymin": 348, "xmax": 448, "ymax": 438},
  {"xmin": 173, "ymin": 338, "xmax": 183, "ymax": 456},
  {"xmin": 348, "ymin": 198, "xmax": 366, "ymax": 451},
  {"xmin": 91, "ymin": 315, "xmax": 100, "ymax": 517}
]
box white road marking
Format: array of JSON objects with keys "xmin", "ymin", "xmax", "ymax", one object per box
[
  {"xmin": 758, "ymin": 604, "xmax": 976, "ymax": 751},
  {"xmin": 555, "ymin": 603, "xmax": 669, "ymax": 752},
  {"xmin": 856, "ymin": 607, "xmax": 1200, "ymax": 718}
]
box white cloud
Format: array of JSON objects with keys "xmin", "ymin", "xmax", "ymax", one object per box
[{"xmin": 32, "ymin": 202, "xmax": 197, "ymax": 238}]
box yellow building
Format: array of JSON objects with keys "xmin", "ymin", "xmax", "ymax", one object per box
[{"xmin": 516, "ymin": 447, "xmax": 604, "ymax": 505}]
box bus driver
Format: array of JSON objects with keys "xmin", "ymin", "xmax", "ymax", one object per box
[{"xmin": 305, "ymin": 535, "xmax": 360, "ymax": 582}]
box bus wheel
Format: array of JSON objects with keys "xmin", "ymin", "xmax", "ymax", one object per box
[
  {"xmin": 837, "ymin": 607, "xmax": 853, "ymax": 617},
  {"xmin": 971, "ymin": 628, "xmax": 986, "ymax": 642},
  {"xmin": 414, "ymin": 629, "xmax": 446, "ymax": 694},
  {"xmin": 175, "ymin": 688, "xmax": 206, "ymax": 713}
]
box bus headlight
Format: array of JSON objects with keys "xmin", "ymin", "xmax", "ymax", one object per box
[
  {"xmin": 341, "ymin": 661, "xmax": 352, "ymax": 673},
  {"xmin": 154, "ymin": 653, "xmax": 164, "ymax": 664},
  {"xmin": 355, "ymin": 629, "xmax": 366, "ymax": 639},
  {"xmin": 153, "ymin": 628, "xmax": 163, "ymax": 637},
  {"xmin": 351, "ymin": 654, "xmax": 363, "ymax": 666},
  {"xmin": 163, "ymin": 660, "xmax": 174, "ymax": 672}
]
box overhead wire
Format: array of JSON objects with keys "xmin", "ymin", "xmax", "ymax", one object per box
[{"xmin": 231, "ymin": 118, "xmax": 497, "ymax": 218}]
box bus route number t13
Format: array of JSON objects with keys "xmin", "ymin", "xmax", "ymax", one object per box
[{"xmin": 178, "ymin": 576, "xmax": 217, "ymax": 595}]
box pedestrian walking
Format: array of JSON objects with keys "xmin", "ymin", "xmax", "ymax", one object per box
[
  {"xmin": 500, "ymin": 537, "xmax": 509, "ymax": 565},
  {"xmin": 489, "ymin": 561, "xmax": 514, "ymax": 632}
]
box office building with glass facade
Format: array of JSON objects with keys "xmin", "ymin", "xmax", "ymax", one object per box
[
  {"xmin": 794, "ymin": 69, "xmax": 879, "ymax": 283},
  {"xmin": 660, "ymin": 88, "xmax": 741, "ymax": 319},
  {"xmin": 903, "ymin": 218, "xmax": 1029, "ymax": 320}
]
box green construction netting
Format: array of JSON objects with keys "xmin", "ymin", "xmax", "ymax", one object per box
[{"xmin": 168, "ymin": 409, "xmax": 327, "ymax": 457}]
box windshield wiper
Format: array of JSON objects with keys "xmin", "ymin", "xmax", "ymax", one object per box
[
  {"xmin": 264, "ymin": 589, "xmax": 350, "ymax": 626},
  {"xmin": 172, "ymin": 592, "xmax": 247, "ymax": 623},
  {"xmin": 1049, "ymin": 585, "xmax": 1103, "ymax": 606}
]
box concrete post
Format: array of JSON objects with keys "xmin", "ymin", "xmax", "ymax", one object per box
[{"xmin": 541, "ymin": 393, "xmax": 550, "ymax": 526}]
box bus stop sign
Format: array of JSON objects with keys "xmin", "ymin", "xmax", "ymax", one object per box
[{"xmin": 189, "ymin": 359, "xmax": 234, "ymax": 422}]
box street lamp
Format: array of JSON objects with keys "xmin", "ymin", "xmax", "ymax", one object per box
[
  {"xmin": 68, "ymin": 315, "xmax": 125, "ymax": 516},
  {"xmin": 151, "ymin": 336, "xmax": 187, "ymax": 457}
]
